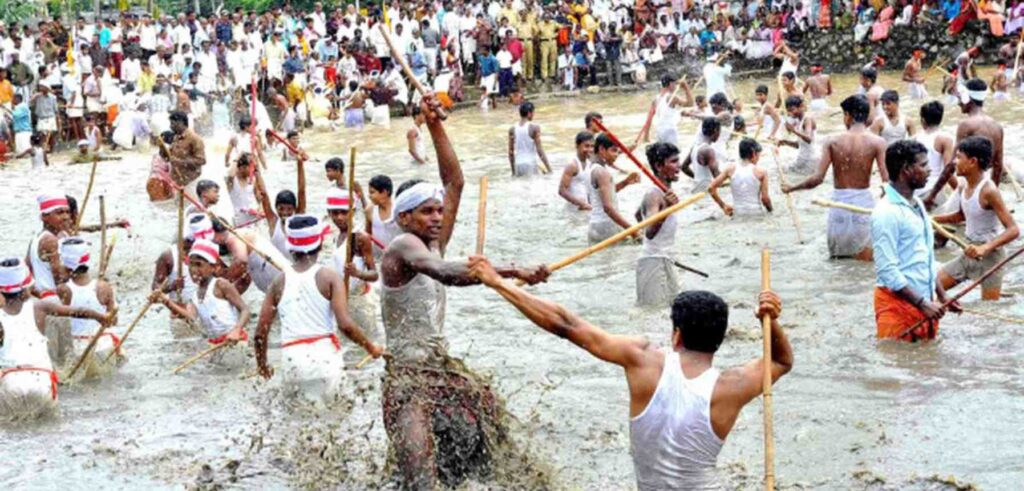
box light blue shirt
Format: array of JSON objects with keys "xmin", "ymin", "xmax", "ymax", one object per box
[
  {"xmin": 11, "ymin": 102, "xmax": 31, "ymax": 133},
  {"xmin": 872, "ymin": 184, "xmax": 937, "ymax": 300}
]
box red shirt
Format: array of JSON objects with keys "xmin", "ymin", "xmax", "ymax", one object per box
[{"xmin": 508, "ymin": 38, "xmax": 524, "ymax": 63}]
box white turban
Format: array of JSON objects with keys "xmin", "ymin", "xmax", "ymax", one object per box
[
  {"xmin": 285, "ymin": 215, "xmax": 331, "ymax": 253},
  {"xmin": 391, "ymin": 182, "xmax": 445, "ymax": 219},
  {"xmin": 0, "ymin": 257, "xmax": 33, "ymax": 294},
  {"xmin": 59, "ymin": 238, "xmax": 91, "ymax": 271},
  {"xmin": 959, "ymin": 87, "xmax": 988, "ymax": 105}
]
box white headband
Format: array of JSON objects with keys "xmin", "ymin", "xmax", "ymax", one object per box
[
  {"xmin": 392, "ymin": 182, "xmax": 445, "ymax": 218},
  {"xmin": 959, "ymin": 88, "xmax": 988, "ymax": 105},
  {"xmin": 0, "ymin": 257, "xmax": 32, "ymax": 293},
  {"xmin": 59, "ymin": 238, "xmax": 91, "ymax": 271}
]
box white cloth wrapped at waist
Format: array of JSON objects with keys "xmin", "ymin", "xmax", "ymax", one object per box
[{"xmin": 827, "ymin": 188, "xmax": 875, "ymax": 257}]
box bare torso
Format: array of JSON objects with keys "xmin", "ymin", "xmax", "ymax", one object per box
[{"xmin": 826, "ymin": 127, "xmax": 887, "ymax": 189}]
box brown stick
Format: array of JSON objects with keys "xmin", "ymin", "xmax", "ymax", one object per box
[
  {"xmin": 64, "ymin": 309, "xmax": 118, "ymax": 380},
  {"xmin": 898, "ymin": 246, "xmax": 1024, "ymax": 340},
  {"xmin": 761, "ymin": 248, "xmax": 775, "ymax": 491},
  {"xmin": 75, "ymin": 153, "xmax": 100, "ymax": 230},
  {"xmin": 516, "ymin": 192, "xmax": 706, "ymax": 285},
  {"xmin": 99, "ymin": 195, "xmax": 107, "ymax": 274},
  {"xmin": 172, "ymin": 341, "xmax": 233, "ymax": 374},
  {"xmin": 103, "ymin": 298, "xmax": 155, "ymax": 364},
  {"xmin": 378, "ymin": 23, "xmax": 446, "ymax": 119},
  {"xmin": 591, "ymin": 119, "xmax": 669, "ymax": 192},
  {"xmin": 771, "ymin": 146, "xmax": 804, "ymax": 243},
  {"xmin": 476, "ymin": 176, "xmax": 488, "ymax": 255},
  {"xmin": 962, "ymin": 307, "xmax": 1024, "ymax": 325},
  {"xmin": 176, "ymin": 193, "xmax": 185, "ymax": 294},
  {"xmin": 99, "ymin": 235, "xmax": 116, "ymax": 280},
  {"xmin": 810, "ymin": 198, "xmax": 969, "ymax": 249},
  {"xmin": 343, "ymin": 146, "xmax": 357, "ymax": 298}
]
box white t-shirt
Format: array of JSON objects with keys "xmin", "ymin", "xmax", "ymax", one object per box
[{"xmin": 496, "ymin": 50, "xmax": 513, "ymax": 69}]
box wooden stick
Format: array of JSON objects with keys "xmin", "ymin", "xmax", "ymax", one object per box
[
  {"xmin": 356, "ymin": 354, "xmax": 374, "ymax": 369},
  {"xmin": 1004, "ymin": 166, "xmax": 1024, "ymax": 201},
  {"xmin": 771, "ymin": 146, "xmax": 804, "ymax": 244},
  {"xmin": 176, "ymin": 193, "xmax": 185, "ymax": 294},
  {"xmin": 343, "ymin": 146, "xmax": 357, "ymax": 298},
  {"xmin": 78, "ymin": 219, "xmax": 131, "ymax": 233},
  {"xmin": 962, "ymin": 307, "xmax": 1024, "ymax": 325},
  {"xmin": 517, "ymin": 192, "xmax": 706, "ymax": 285},
  {"xmin": 99, "ymin": 195, "xmax": 107, "ymax": 274},
  {"xmin": 898, "ymin": 246, "xmax": 1024, "ymax": 340},
  {"xmin": 810, "ymin": 198, "xmax": 969, "ymax": 249},
  {"xmin": 65, "ymin": 310, "xmax": 117, "ymax": 380},
  {"xmin": 476, "ymin": 176, "xmax": 488, "ymax": 255},
  {"xmin": 591, "ymin": 119, "xmax": 669, "ymax": 192},
  {"xmin": 378, "ymin": 23, "xmax": 446, "ymax": 119},
  {"xmin": 103, "ymin": 298, "xmax": 155, "ymax": 363},
  {"xmin": 99, "ymin": 234, "xmax": 116, "ymax": 280},
  {"xmin": 761, "ymin": 248, "xmax": 775, "ymax": 491},
  {"xmin": 172, "ymin": 342, "xmax": 233, "ymax": 374},
  {"xmin": 76, "ymin": 153, "xmax": 100, "ymax": 230},
  {"xmin": 672, "ymin": 260, "xmax": 709, "ymax": 277}
]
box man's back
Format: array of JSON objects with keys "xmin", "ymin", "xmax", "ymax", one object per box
[{"xmin": 828, "ymin": 129, "xmax": 885, "ymax": 189}]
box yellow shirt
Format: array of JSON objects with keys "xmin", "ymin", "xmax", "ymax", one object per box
[
  {"xmin": 137, "ymin": 71, "xmax": 156, "ymax": 94},
  {"xmin": 517, "ymin": 19, "xmax": 537, "ymax": 40},
  {"xmin": 581, "ymin": 15, "xmax": 598, "ymax": 41},
  {"xmin": 538, "ymin": 21, "xmax": 559, "ymax": 41},
  {"xmin": 0, "ymin": 80, "xmax": 13, "ymax": 105},
  {"xmin": 286, "ymin": 81, "xmax": 304, "ymax": 105}
]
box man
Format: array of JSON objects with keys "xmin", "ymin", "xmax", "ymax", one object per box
[
  {"xmin": 516, "ymin": 9, "xmax": 537, "ymax": 82},
  {"xmin": 935, "ymin": 137, "xmax": 1019, "ymax": 301},
  {"xmin": 784, "ymin": 95, "xmax": 888, "ymax": 261},
  {"xmin": 587, "ymin": 133, "xmax": 641, "ymax": 242},
  {"xmin": 160, "ymin": 110, "xmax": 206, "ymax": 198},
  {"xmin": 914, "ymin": 101, "xmax": 957, "ymax": 206},
  {"xmin": 753, "ymin": 85, "xmax": 781, "ymax": 140},
  {"xmin": 379, "ymin": 95, "xmax": 549, "ymax": 489},
  {"xmin": 923, "ymin": 79, "xmax": 1005, "ymax": 209},
  {"xmin": 254, "ymin": 214, "xmax": 383, "ymax": 402},
  {"xmin": 467, "ymin": 259, "xmax": 792, "ymax": 490},
  {"xmin": 858, "ymin": 67, "xmax": 885, "ymax": 123},
  {"xmin": 903, "ymin": 47, "xmax": 928, "ymax": 100},
  {"xmin": 407, "ymin": 106, "xmax": 430, "ymax": 165},
  {"xmin": 681, "ymin": 117, "xmax": 723, "ymax": 193},
  {"xmin": 954, "ymin": 47, "xmax": 980, "ymax": 86},
  {"xmin": 537, "ymin": 12, "xmax": 559, "ymax": 81},
  {"xmin": 803, "ymin": 62, "xmax": 832, "ymax": 111},
  {"xmin": 779, "ymin": 95, "xmax": 818, "ymax": 174},
  {"xmin": 507, "ymin": 101, "xmax": 551, "ymax": 176},
  {"xmin": 870, "ymin": 90, "xmax": 914, "ymax": 145},
  {"xmin": 559, "ymin": 131, "xmax": 594, "ymax": 211},
  {"xmin": 636, "ymin": 142, "xmax": 683, "ymax": 306},
  {"xmin": 702, "ymin": 51, "xmax": 732, "ymax": 98},
  {"xmin": 27, "ymin": 193, "xmax": 72, "ymax": 365},
  {"xmin": 641, "ymin": 75, "xmax": 693, "ymax": 146},
  {"xmin": 872, "ymin": 139, "xmax": 958, "ymax": 341}
]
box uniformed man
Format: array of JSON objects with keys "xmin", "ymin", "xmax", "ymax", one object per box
[
  {"xmin": 516, "ymin": 9, "xmax": 537, "ymax": 81},
  {"xmin": 538, "ymin": 11, "xmax": 559, "ymax": 81}
]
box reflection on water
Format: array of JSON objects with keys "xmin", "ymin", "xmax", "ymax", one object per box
[{"xmin": 1, "ymin": 69, "xmax": 1022, "ymax": 489}]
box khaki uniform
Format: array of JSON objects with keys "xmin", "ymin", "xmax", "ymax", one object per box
[
  {"xmin": 517, "ymin": 18, "xmax": 537, "ymax": 80},
  {"xmin": 538, "ymin": 21, "xmax": 559, "ymax": 80}
]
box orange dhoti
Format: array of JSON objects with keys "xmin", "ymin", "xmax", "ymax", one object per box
[{"xmin": 874, "ymin": 287, "xmax": 938, "ymax": 342}]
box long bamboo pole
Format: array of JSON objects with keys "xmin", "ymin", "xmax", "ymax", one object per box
[
  {"xmin": 771, "ymin": 146, "xmax": 804, "ymax": 244},
  {"xmin": 343, "ymin": 147, "xmax": 357, "ymax": 298},
  {"xmin": 477, "ymin": 176, "xmax": 488, "ymax": 255},
  {"xmin": 516, "ymin": 192, "xmax": 706, "ymax": 285},
  {"xmin": 65, "ymin": 309, "xmax": 117, "ymax": 380},
  {"xmin": 761, "ymin": 249, "xmax": 775, "ymax": 491},
  {"xmin": 99, "ymin": 195, "xmax": 107, "ymax": 273},
  {"xmin": 810, "ymin": 198, "xmax": 969, "ymax": 250},
  {"xmin": 75, "ymin": 154, "xmax": 100, "ymax": 231},
  {"xmin": 591, "ymin": 119, "xmax": 669, "ymax": 192},
  {"xmin": 378, "ymin": 23, "xmax": 446, "ymax": 119},
  {"xmin": 172, "ymin": 342, "xmax": 232, "ymax": 374}
]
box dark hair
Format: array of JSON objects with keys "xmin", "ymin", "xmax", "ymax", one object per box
[
  {"xmin": 920, "ymin": 100, "xmax": 944, "ymax": 127},
  {"xmin": 584, "ymin": 111, "xmax": 602, "ymax": 128},
  {"xmin": 957, "ymin": 135, "xmax": 994, "ymax": 170},
  {"xmin": 160, "ymin": 131, "xmax": 174, "ymax": 144},
  {"xmin": 694, "ymin": 95, "xmax": 706, "ymax": 105},
  {"xmin": 861, "ymin": 67, "xmax": 877, "ymax": 83},
  {"xmin": 709, "ymin": 92, "xmax": 729, "ymax": 108},
  {"xmin": 325, "ymin": 156, "xmax": 345, "ymax": 172},
  {"xmin": 784, "ymin": 95, "xmax": 803, "ymax": 109},
  {"xmin": 369, "ymin": 174, "xmax": 394, "ymax": 195},
  {"xmin": 519, "ymin": 101, "xmax": 535, "ymax": 117},
  {"xmin": 964, "ymin": 78, "xmax": 988, "ymax": 107},
  {"xmin": 275, "ymin": 190, "xmax": 297, "ymax": 207},
  {"xmin": 671, "ymin": 291, "xmax": 729, "ymax": 353},
  {"xmin": 733, "ymin": 115, "xmax": 746, "ymax": 132},
  {"xmin": 169, "ymin": 110, "xmax": 189, "ymax": 125},
  {"xmin": 885, "ymin": 139, "xmax": 928, "ymax": 179},
  {"xmin": 781, "ymin": 71, "xmax": 795, "ymax": 80},
  {"xmin": 755, "ymin": 84, "xmax": 769, "ymax": 95},
  {"xmin": 645, "ymin": 142, "xmax": 679, "ymax": 169},
  {"xmin": 237, "ymin": 115, "xmax": 252, "ymax": 130},
  {"xmin": 594, "ymin": 133, "xmax": 615, "ymax": 151},
  {"xmin": 196, "ymin": 179, "xmax": 219, "ymax": 195},
  {"xmin": 211, "ymin": 217, "xmax": 227, "ymax": 233},
  {"xmin": 700, "ymin": 117, "xmax": 720, "ymax": 137},
  {"xmin": 841, "ymin": 95, "xmax": 870, "ymax": 123},
  {"xmin": 395, "ymin": 178, "xmax": 426, "ymax": 198},
  {"xmin": 660, "ymin": 74, "xmax": 675, "ymax": 87},
  {"xmin": 880, "ymin": 90, "xmax": 899, "ymax": 104},
  {"xmin": 739, "ymin": 138, "xmax": 762, "ymax": 160},
  {"xmin": 575, "ymin": 130, "xmax": 594, "ymax": 147}
]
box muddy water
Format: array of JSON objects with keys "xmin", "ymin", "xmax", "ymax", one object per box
[{"xmin": 2, "ymin": 69, "xmax": 1023, "ymax": 490}]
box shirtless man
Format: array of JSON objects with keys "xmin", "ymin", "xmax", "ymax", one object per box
[
  {"xmin": 378, "ymin": 95, "xmax": 549, "ymax": 489},
  {"xmin": 268, "ymin": 87, "xmax": 293, "ymax": 133},
  {"xmin": 775, "ymin": 72, "xmax": 802, "ymax": 108},
  {"xmin": 803, "ymin": 62, "xmax": 832, "ymax": 112},
  {"xmin": 558, "ymin": 131, "xmax": 594, "ymax": 211},
  {"xmin": 635, "ymin": 142, "xmax": 683, "ymax": 306},
  {"xmin": 681, "ymin": 118, "xmax": 723, "ymax": 193},
  {"xmin": 903, "ymin": 47, "xmax": 928, "ymax": 100},
  {"xmin": 858, "ymin": 68, "xmax": 885, "ymax": 123},
  {"xmin": 923, "ymin": 78, "xmax": 1005, "ymax": 209},
  {"xmin": 955, "ymin": 47, "xmax": 980, "ymax": 87},
  {"xmin": 587, "ymin": 133, "xmax": 641, "ymax": 242},
  {"xmin": 468, "ymin": 258, "xmax": 792, "ymax": 490},
  {"xmin": 870, "ymin": 90, "xmax": 914, "ymax": 145},
  {"xmin": 26, "ymin": 193, "xmax": 73, "ymax": 364},
  {"xmin": 407, "ymin": 106, "xmax": 430, "ymax": 165},
  {"xmin": 784, "ymin": 95, "xmax": 888, "ymax": 261},
  {"xmin": 991, "ymin": 62, "xmax": 1011, "ymax": 101},
  {"xmin": 507, "ymin": 101, "xmax": 551, "ymax": 176}
]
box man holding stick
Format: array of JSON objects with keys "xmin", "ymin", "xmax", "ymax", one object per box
[
  {"xmin": 27, "ymin": 192, "xmax": 74, "ymax": 366},
  {"xmin": 378, "ymin": 95, "xmax": 549, "ymax": 489},
  {"xmin": 587, "ymin": 133, "xmax": 641, "ymax": 243},
  {"xmin": 636, "ymin": 142, "xmax": 683, "ymax": 306},
  {"xmin": 467, "ymin": 257, "xmax": 792, "ymax": 490},
  {"xmin": 784, "ymin": 95, "xmax": 888, "ymax": 261},
  {"xmin": 871, "ymin": 140, "xmax": 959, "ymax": 341},
  {"xmin": 161, "ymin": 110, "xmax": 207, "ymax": 199}
]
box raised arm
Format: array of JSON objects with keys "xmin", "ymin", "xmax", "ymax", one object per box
[
  {"xmin": 253, "ymin": 164, "xmax": 279, "ymax": 231},
  {"xmin": 469, "ymin": 256, "xmax": 649, "ymax": 368},
  {"xmin": 422, "ymin": 96, "xmax": 464, "ymax": 255}
]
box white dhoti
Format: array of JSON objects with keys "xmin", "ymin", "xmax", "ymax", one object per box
[
  {"xmin": 993, "ymin": 91, "xmax": 1009, "ymax": 102},
  {"xmin": 809, "ymin": 98, "xmax": 828, "ymax": 112},
  {"xmin": 0, "ymin": 367, "xmax": 58, "ymax": 417},
  {"xmin": 282, "ymin": 108, "xmax": 297, "ymax": 132},
  {"xmin": 588, "ymin": 220, "xmax": 621, "ymax": 243},
  {"xmin": 280, "ymin": 335, "xmax": 346, "ymax": 403},
  {"xmin": 69, "ymin": 332, "xmax": 121, "ymax": 380},
  {"xmin": 827, "ymin": 188, "xmax": 874, "ymax": 258},
  {"xmin": 655, "ymin": 125, "xmax": 678, "ymax": 146},
  {"xmin": 514, "ymin": 160, "xmax": 539, "ymax": 177},
  {"xmin": 151, "ymin": 111, "xmax": 170, "ymax": 135},
  {"xmin": 15, "ymin": 131, "xmax": 31, "ymax": 154},
  {"xmin": 636, "ymin": 256, "xmax": 680, "ymax": 307},
  {"xmin": 480, "ymin": 74, "xmax": 497, "ymax": 95},
  {"xmin": 370, "ymin": 104, "xmax": 390, "ymax": 126},
  {"xmin": 908, "ymin": 82, "xmax": 929, "ymax": 100}
]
